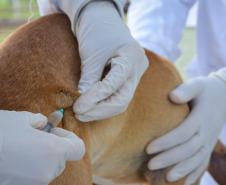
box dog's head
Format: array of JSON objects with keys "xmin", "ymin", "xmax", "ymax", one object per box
[{"xmin": 0, "ymin": 14, "xmax": 80, "ymax": 116}]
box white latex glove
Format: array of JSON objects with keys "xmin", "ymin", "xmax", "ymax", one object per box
[
  {"xmin": 37, "ymin": 0, "xmax": 59, "ymax": 16},
  {"xmin": 0, "ymin": 111, "xmax": 85, "ymax": 185},
  {"xmin": 146, "ymin": 72, "xmax": 226, "ymax": 185},
  {"xmin": 73, "ymin": 1, "xmax": 149, "ymax": 122}
]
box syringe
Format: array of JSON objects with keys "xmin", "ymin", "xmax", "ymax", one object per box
[{"xmin": 42, "ymin": 109, "xmax": 64, "ymax": 132}]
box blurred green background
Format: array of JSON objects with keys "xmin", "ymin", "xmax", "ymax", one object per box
[
  {"xmin": 0, "ymin": 0, "xmax": 196, "ymax": 78},
  {"xmin": 0, "ymin": 0, "xmax": 39, "ymax": 20},
  {"xmin": 0, "ymin": 0, "xmax": 38, "ymax": 43}
]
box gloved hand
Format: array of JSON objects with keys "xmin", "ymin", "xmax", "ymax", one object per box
[
  {"xmin": 146, "ymin": 72, "xmax": 226, "ymax": 185},
  {"xmin": 0, "ymin": 111, "xmax": 85, "ymax": 185},
  {"xmin": 73, "ymin": 1, "xmax": 149, "ymax": 122}
]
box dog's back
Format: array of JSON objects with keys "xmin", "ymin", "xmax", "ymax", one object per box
[{"xmin": 0, "ymin": 14, "xmax": 191, "ymax": 185}]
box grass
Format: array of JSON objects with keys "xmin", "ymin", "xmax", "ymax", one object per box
[
  {"xmin": 0, "ymin": 26, "xmax": 16, "ymax": 42},
  {"xmin": 176, "ymin": 28, "xmax": 196, "ymax": 79},
  {"xmin": 0, "ymin": 0, "xmax": 39, "ymax": 42},
  {"xmin": 0, "ymin": 9, "xmax": 39, "ymax": 20},
  {"xmin": 0, "ymin": 0, "xmax": 39, "ymax": 20}
]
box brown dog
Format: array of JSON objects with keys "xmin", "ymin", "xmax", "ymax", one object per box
[{"xmin": 0, "ymin": 14, "xmax": 222, "ymax": 185}]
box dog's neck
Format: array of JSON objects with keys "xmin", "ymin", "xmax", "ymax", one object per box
[{"xmin": 0, "ymin": 14, "xmax": 80, "ymax": 116}]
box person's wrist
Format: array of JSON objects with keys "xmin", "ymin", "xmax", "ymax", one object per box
[
  {"xmin": 79, "ymin": 1, "xmax": 122, "ymax": 18},
  {"xmin": 55, "ymin": 0, "xmax": 123, "ymax": 33},
  {"xmin": 76, "ymin": 1, "xmax": 122, "ymax": 30}
]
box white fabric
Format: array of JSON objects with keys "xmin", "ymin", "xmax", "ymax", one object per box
[
  {"xmin": 37, "ymin": 0, "xmax": 59, "ymax": 16},
  {"xmin": 186, "ymin": 2, "xmax": 198, "ymax": 28},
  {"xmin": 219, "ymin": 123, "xmax": 226, "ymax": 146},
  {"xmin": 200, "ymin": 172, "xmax": 218, "ymax": 185},
  {"xmin": 128, "ymin": 0, "xmax": 226, "ymax": 76},
  {"xmin": 0, "ymin": 111, "xmax": 85, "ymax": 185},
  {"xmin": 73, "ymin": 1, "xmax": 149, "ymax": 122},
  {"xmin": 128, "ymin": 0, "xmax": 197, "ymax": 61},
  {"xmin": 186, "ymin": 0, "xmax": 226, "ymax": 77},
  {"xmin": 146, "ymin": 75, "xmax": 226, "ymax": 185},
  {"xmin": 37, "ymin": 0, "xmax": 127, "ymax": 31}
]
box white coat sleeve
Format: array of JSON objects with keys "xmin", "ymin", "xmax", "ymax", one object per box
[
  {"xmin": 127, "ymin": 0, "xmax": 197, "ymax": 61},
  {"xmin": 187, "ymin": 0, "xmax": 226, "ymax": 76},
  {"xmin": 211, "ymin": 68, "xmax": 226, "ymax": 84},
  {"xmin": 37, "ymin": 0, "xmax": 59, "ymax": 15},
  {"xmin": 53, "ymin": 0, "xmax": 127, "ymax": 32}
]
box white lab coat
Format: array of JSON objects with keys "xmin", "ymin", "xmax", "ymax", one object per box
[
  {"xmin": 128, "ymin": 1, "xmax": 226, "ymax": 185},
  {"xmin": 128, "ymin": 0, "xmax": 226, "ymax": 77}
]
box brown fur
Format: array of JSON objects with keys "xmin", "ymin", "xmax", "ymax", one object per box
[
  {"xmin": 208, "ymin": 141, "xmax": 226, "ymax": 185},
  {"xmin": 0, "ymin": 13, "xmax": 219, "ymax": 185}
]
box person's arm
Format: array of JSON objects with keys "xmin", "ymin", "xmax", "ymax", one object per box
[
  {"xmin": 38, "ymin": 0, "xmax": 149, "ymax": 122},
  {"xmin": 128, "ymin": 0, "xmax": 197, "ymax": 61},
  {"xmin": 186, "ymin": 0, "xmax": 226, "ymax": 77},
  {"xmin": 0, "ymin": 111, "xmax": 85, "ymax": 185},
  {"xmin": 37, "ymin": 0, "xmax": 127, "ymax": 31},
  {"xmin": 55, "ymin": 0, "xmax": 127, "ymax": 32}
]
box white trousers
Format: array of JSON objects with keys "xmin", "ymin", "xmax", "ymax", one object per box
[{"xmin": 200, "ymin": 125, "xmax": 226, "ymax": 185}]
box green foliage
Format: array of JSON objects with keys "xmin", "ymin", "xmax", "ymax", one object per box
[
  {"xmin": 0, "ymin": 1, "xmax": 39, "ymax": 42},
  {"xmin": 0, "ymin": 0, "xmax": 39, "ymax": 20},
  {"xmin": 0, "ymin": 0, "xmax": 33, "ymax": 6},
  {"xmin": 0, "ymin": 27, "xmax": 15, "ymax": 42},
  {"xmin": 176, "ymin": 29, "xmax": 196, "ymax": 79}
]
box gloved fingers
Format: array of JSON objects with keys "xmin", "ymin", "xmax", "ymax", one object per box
[
  {"xmin": 55, "ymin": 162, "xmax": 66, "ymax": 179},
  {"xmin": 147, "ymin": 105, "xmax": 201, "ymax": 154},
  {"xmin": 148, "ymin": 133, "xmax": 203, "ymax": 170},
  {"xmin": 78, "ymin": 47, "xmax": 112, "ymax": 93},
  {"xmin": 78, "ymin": 68, "xmax": 103, "ymax": 94},
  {"xmin": 184, "ymin": 158, "xmax": 209, "ymax": 185},
  {"xmin": 75, "ymin": 101, "xmax": 127, "ymax": 122},
  {"xmin": 170, "ymin": 77, "xmax": 204, "ymax": 104},
  {"xmin": 75, "ymin": 77, "xmax": 136, "ymax": 122},
  {"xmin": 74, "ymin": 55, "xmax": 132, "ymax": 115},
  {"xmin": 0, "ymin": 111, "xmax": 48, "ymax": 129},
  {"xmin": 51, "ymin": 128, "xmax": 85, "ymax": 161},
  {"xmin": 167, "ymin": 147, "xmax": 209, "ymax": 182},
  {"xmin": 74, "ymin": 42, "xmax": 148, "ymax": 118},
  {"xmin": 24, "ymin": 112, "xmax": 48, "ymax": 129}
]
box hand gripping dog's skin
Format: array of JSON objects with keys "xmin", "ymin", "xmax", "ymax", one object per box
[{"xmin": 0, "ymin": 14, "xmax": 219, "ymax": 185}]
